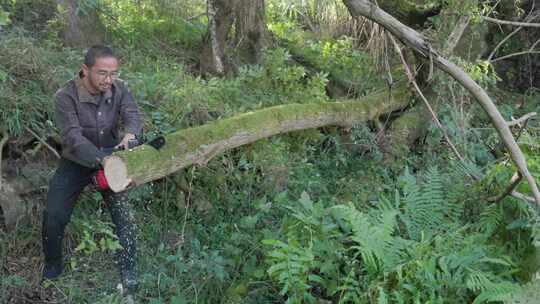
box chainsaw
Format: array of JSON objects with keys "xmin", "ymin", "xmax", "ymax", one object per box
[{"xmin": 92, "ymin": 135, "xmax": 165, "ymax": 190}]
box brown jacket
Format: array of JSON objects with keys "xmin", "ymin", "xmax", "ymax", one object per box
[{"xmin": 55, "ymin": 74, "xmax": 142, "ymax": 168}]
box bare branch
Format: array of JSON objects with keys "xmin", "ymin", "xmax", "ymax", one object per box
[
  {"xmin": 507, "ymin": 112, "xmax": 537, "ymax": 127},
  {"xmin": 506, "ymin": 35, "xmax": 540, "ymax": 62},
  {"xmin": 488, "ymin": 25, "xmax": 524, "ymax": 62},
  {"xmin": 25, "ymin": 126, "xmax": 61, "ymax": 159},
  {"xmin": 483, "ymin": 16, "xmax": 540, "ymax": 28},
  {"xmin": 511, "ymin": 190, "xmax": 536, "ymax": 204},
  {"xmin": 489, "ymin": 172, "xmax": 522, "ymax": 204},
  {"xmin": 487, "ymin": 8, "xmax": 539, "ymax": 61},
  {"xmin": 491, "ymin": 50, "xmax": 540, "ymax": 63}
]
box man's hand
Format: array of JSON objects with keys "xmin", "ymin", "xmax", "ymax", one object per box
[{"xmin": 115, "ymin": 133, "xmax": 136, "ymax": 151}]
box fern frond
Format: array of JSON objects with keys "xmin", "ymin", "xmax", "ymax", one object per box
[
  {"xmin": 337, "ymin": 266, "xmax": 363, "ymax": 304},
  {"xmin": 346, "ymin": 206, "xmax": 402, "ymax": 274},
  {"xmin": 477, "ymin": 204, "xmax": 503, "ymax": 236},
  {"xmin": 400, "ymin": 167, "xmax": 462, "ymax": 240}
]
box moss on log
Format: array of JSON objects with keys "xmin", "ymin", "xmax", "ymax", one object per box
[
  {"xmin": 104, "ymin": 85, "xmax": 411, "ymax": 192},
  {"xmin": 384, "ymin": 103, "xmax": 430, "ymax": 158}
]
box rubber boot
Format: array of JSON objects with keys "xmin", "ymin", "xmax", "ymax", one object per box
[
  {"xmin": 121, "ymin": 269, "xmax": 139, "ymax": 295},
  {"xmin": 43, "ymin": 259, "xmax": 64, "ymax": 280}
]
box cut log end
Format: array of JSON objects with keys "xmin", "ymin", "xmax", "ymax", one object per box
[{"xmin": 104, "ymin": 155, "xmax": 131, "ymax": 193}]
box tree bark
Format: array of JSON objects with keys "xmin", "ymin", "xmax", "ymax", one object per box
[
  {"xmin": 342, "ymin": 0, "xmax": 540, "ymax": 205},
  {"xmin": 208, "ymin": 0, "xmax": 225, "ymax": 74},
  {"xmin": 200, "ymin": 0, "xmax": 235, "ymax": 74},
  {"xmin": 56, "ymin": 0, "xmax": 106, "ymax": 47},
  {"xmin": 233, "ymin": 0, "xmax": 267, "ymax": 65},
  {"xmin": 104, "ymin": 86, "xmax": 411, "ymax": 192},
  {"xmin": 200, "ymin": 0, "xmax": 268, "ymax": 74}
]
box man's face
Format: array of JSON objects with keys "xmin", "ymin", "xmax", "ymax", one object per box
[{"xmin": 82, "ymin": 56, "xmax": 119, "ymax": 93}]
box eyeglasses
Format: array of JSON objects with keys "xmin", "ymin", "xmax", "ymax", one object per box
[{"xmin": 94, "ymin": 70, "xmax": 120, "ymax": 80}]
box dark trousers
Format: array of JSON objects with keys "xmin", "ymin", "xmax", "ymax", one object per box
[{"xmin": 42, "ymin": 158, "xmax": 136, "ymax": 275}]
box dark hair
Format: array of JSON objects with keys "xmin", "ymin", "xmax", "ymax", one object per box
[{"xmin": 84, "ymin": 45, "xmax": 117, "ymax": 67}]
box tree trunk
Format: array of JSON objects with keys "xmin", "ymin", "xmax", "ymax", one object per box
[
  {"xmin": 104, "ymin": 86, "xmax": 412, "ymax": 192},
  {"xmin": 342, "ymin": 0, "xmax": 540, "ymax": 205},
  {"xmin": 233, "ymin": 0, "xmax": 267, "ymax": 65},
  {"xmin": 56, "ymin": 0, "xmax": 106, "ymax": 47},
  {"xmin": 200, "ymin": 0, "xmax": 235, "ymax": 74},
  {"xmin": 200, "ymin": 0, "xmax": 268, "ymax": 74}
]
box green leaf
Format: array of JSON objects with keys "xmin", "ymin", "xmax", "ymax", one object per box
[
  {"xmin": 0, "ymin": 10, "xmax": 10, "ymax": 26},
  {"xmin": 299, "ymin": 191, "xmax": 313, "ymax": 210},
  {"xmin": 253, "ymin": 268, "xmax": 265, "ymax": 279},
  {"xmin": 262, "ymin": 239, "xmax": 283, "ymax": 246},
  {"xmin": 70, "ymin": 260, "xmax": 77, "ymax": 270},
  {"xmin": 308, "ymin": 274, "xmax": 323, "ymax": 284},
  {"xmin": 506, "ymin": 218, "xmax": 529, "ymax": 230},
  {"xmin": 378, "ymin": 286, "xmax": 388, "ymax": 304},
  {"xmin": 267, "ymin": 262, "xmax": 288, "ymax": 275},
  {"xmin": 0, "ymin": 69, "xmax": 7, "ymax": 82},
  {"xmin": 239, "ymin": 215, "xmax": 259, "ymax": 229},
  {"xmin": 477, "ymin": 257, "xmax": 512, "ymax": 267},
  {"xmin": 75, "ymin": 242, "xmax": 86, "ymax": 252},
  {"xmin": 171, "ymin": 296, "xmax": 187, "ymax": 304}
]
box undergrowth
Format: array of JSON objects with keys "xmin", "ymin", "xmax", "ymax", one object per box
[
  {"xmin": 263, "ymin": 167, "xmax": 527, "ymax": 303},
  {"xmin": 0, "ymin": 30, "xmax": 79, "ymax": 136}
]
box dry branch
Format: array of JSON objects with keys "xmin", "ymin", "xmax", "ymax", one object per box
[
  {"xmin": 487, "ymin": 25, "xmax": 524, "ymax": 62},
  {"xmin": 104, "ymin": 88, "xmax": 411, "ymax": 192},
  {"xmin": 483, "ymin": 16, "xmax": 540, "ymax": 28},
  {"xmin": 511, "ymin": 191, "xmax": 536, "ymax": 205},
  {"xmin": 507, "ymin": 112, "xmax": 537, "ymax": 127},
  {"xmin": 489, "ymin": 172, "xmax": 522, "ymax": 204},
  {"xmin": 487, "ymin": 9, "xmax": 539, "ymax": 62},
  {"xmin": 25, "ymin": 127, "xmax": 61, "ymax": 159},
  {"xmin": 491, "ymin": 50, "xmax": 540, "ymax": 63},
  {"xmin": 342, "ymin": 0, "xmax": 540, "ymax": 205}
]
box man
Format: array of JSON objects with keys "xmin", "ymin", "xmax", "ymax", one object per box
[{"xmin": 42, "ymin": 45, "xmax": 142, "ymax": 295}]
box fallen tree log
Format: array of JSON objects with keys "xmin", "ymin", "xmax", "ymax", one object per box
[
  {"xmin": 342, "ymin": 0, "xmax": 540, "ymax": 205},
  {"xmin": 104, "ymin": 86, "xmax": 411, "ymax": 192}
]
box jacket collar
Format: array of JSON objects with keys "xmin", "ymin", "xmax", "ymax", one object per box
[{"xmin": 75, "ymin": 71, "xmax": 114, "ymax": 104}]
